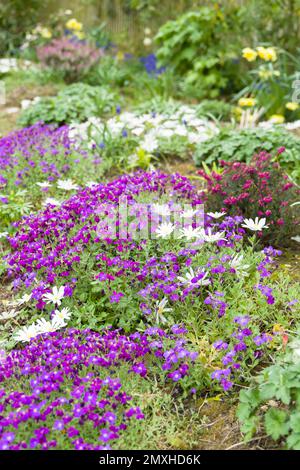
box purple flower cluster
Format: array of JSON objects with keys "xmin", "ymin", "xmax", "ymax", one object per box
[
  {"xmin": 5, "ymin": 172, "xmax": 201, "ymax": 304},
  {"xmin": 0, "ymin": 326, "xmax": 196, "ymax": 450},
  {"xmin": 212, "ymin": 315, "xmax": 273, "ymax": 390},
  {"xmin": 0, "ymin": 122, "xmax": 87, "ymax": 190},
  {"xmin": 37, "ymin": 37, "xmax": 103, "ymax": 82}
]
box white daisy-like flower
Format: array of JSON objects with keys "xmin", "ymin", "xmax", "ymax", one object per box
[
  {"xmin": 207, "ymin": 211, "xmax": 226, "ymax": 219},
  {"xmin": 14, "ymin": 324, "xmax": 39, "ymax": 343},
  {"xmin": 140, "ymin": 134, "xmax": 158, "ymax": 153},
  {"xmin": 43, "ymin": 198, "xmax": 61, "ymax": 207},
  {"xmin": 178, "ymin": 268, "xmax": 210, "ymax": 287},
  {"xmin": 154, "ymin": 298, "xmax": 172, "ymax": 325},
  {"xmin": 16, "ymin": 293, "xmax": 32, "ymax": 305},
  {"xmin": 241, "ymin": 217, "xmax": 269, "ymax": 232},
  {"xmin": 43, "ymin": 286, "xmax": 65, "ymax": 306},
  {"xmin": 229, "ymin": 254, "xmax": 250, "ymax": 277},
  {"xmin": 86, "ymin": 181, "xmax": 98, "ymax": 188},
  {"xmin": 36, "ymin": 181, "xmax": 52, "ymax": 189},
  {"xmin": 0, "ymin": 309, "xmax": 18, "ymax": 320},
  {"xmin": 182, "ymin": 208, "xmax": 199, "ymax": 218},
  {"xmin": 152, "ymin": 204, "xmax": 171, "ymax": 217},
  {"xmin": 155, "ymin": 222, "xmax": 175, "ymax": 239},
  {"xmin": 200, "ymin": 228, "xmax": 227, "ymax": 243},
  {"xmin": 179, "ymin": 226, "xmax": 203, "ymax": 241},
  {"xmin": 57, "ymin": 179, "xmax": 79, "ymax": 191},
  {"xmin": 0, "ymin": 232, "xmax": 8, "ymax": 239},
  {"xmin": 53, "ymin": 307, "xmax": 72, "ymax": 322},
  {"xmin": 291, "ymin": 236, "xmax": 300, "ymax": 243},
  {"xmin": 36, "ymin": 317, "xmax": 66, "ymax": 334}
]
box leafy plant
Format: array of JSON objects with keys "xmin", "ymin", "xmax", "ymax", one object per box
[
  {"xmin": 155, "ymin": 6, "xmax": 241, "ymax": 99},
  {"xmin": 36, "ymin": 37, "xmax": 103, "ymax": 83},
  {"xmin": 18, "ymin": 83, "xmax": 120, "ymax": 127},
  {"xmin": 237, "ymin": 333, "xmax": 300, "ymax": 449},
  {"xmin": 194, "ymin": 127, "xmax": 300, "ymax": 180},
  {"xmin": 199, "ymin": 150, "xmax": 300, "ymax": 246}
]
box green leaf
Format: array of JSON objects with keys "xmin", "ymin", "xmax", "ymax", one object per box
[{"xmin": 264, "ymin": 408, "xmax": 290, "ymax": 440}]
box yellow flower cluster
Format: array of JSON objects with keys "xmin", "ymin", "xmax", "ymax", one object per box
[
  {"xmin": 32, "ymin": 26, "xmax": 52, "ymax": 39},
  {"xmin": 238, "ymin": 97, "xmax": 256, "ymax": 107},
  {"xmin": 286, "ymin": 102, "xmax": 299, "ymax": 111},
  {"xmin": 242, "ymin": 46, "xmax": 277, "ymax": 62},
  {"xmin": 65, "ymin": 18, "xmax": 83, "ymax": 32},
  {"xmin": 40, "ymin": 28, "xmax": 52, "ymax": 39},
  {"xmin": 269, "ymin": 114, "xmax": 285, "ymax": 124},
  {"xmin": 258, "ymin": 68, "xmax": 280, "ymax": 80}
]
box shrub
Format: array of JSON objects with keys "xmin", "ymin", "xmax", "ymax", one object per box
[
  {"xmin": 199, "ymin": 150, "xmax": 300, "ymax": 246},
  {"xmin": 36, "ymin": 37, "xmax": 103, "ymax": 83},
  {"xmin": 18, "ymin": 83, "xmax": 120, "ymax": 127},
  {"xmin": 155, "ymin": 7, "xmax": 241, "ymax": 99},
  {"xmin": 194, "ymin": 127, "xmax": 300, "ymax": 181}
]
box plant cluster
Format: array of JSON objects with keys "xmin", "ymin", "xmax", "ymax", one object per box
[
  {"xmin": 36, "ymin": 37, "xmax": 103, "ymax": 83},
  {"xmin": 237, "ymin": 333, "xmax": 300, "ymax": 449},
  {"xmin": 18, "ymin": 83, "xmax": 120, "ymax": 127},
  {"xmin": 0, "ymin": 327, "xmax": 197, "ymax": 450},
  {"xmin": 199, "ymin": 150, "xmax": 300, "ymax": 246}
]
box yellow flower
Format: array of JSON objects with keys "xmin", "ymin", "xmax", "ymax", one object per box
[
  {"xmin": 233, "ymin": 106, "xmax": 243, "ymax": 116},
  {"xmin": 40, "ymin": 28, "xmax": 52, "ymax": 39},
  {"xmin": 242, "ymin": 47, "xmax": 257, "ymax": 62},
  {"xmin": 238, "ymin": 97, "xmax": 256, "ymax": 107},
  {"xmin": 73, "ymin": 31, "xmax": 85, "ymax": 40},
  {"xmin": 273, "ymin": 323, "xmax": 284, "ymax": 334},
  {"xmin": 286, "ymin": 102, "xmax": 299, "ymax": 111},
  {"xmin": 258, "ymin": 68, "xmax": 280, "ymax": 80},
  {"xmin": 65, "ymin": 18, "xmax": 83, "ymax": 31},
  {"xmin": 269, "ymin": 114, "xmax": 285, "ymax": 124},
  {"xmin": 257, "ymin": 46, "xmax": 277, "ymax": 62}
]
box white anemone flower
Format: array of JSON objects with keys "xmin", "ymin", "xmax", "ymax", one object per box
[
  {"xmin": 0, "ymin": 309, "xmax": 18, "ymax": 320},
  {"xmin": 43, "ymin": 198, "xmax": 61, "ymax": 207},
  {"xmin": 241, "ymin": 217, "xmax": 269, "ymax": 231},
  {"xmin": 16, "ymin": 293, "xmax": 32, "ymax": 305},
  {"xmin": 0, "ymin": 232, "xmax": 8, "ymax": 239},
  {"xmin": 178, "ymin": 268, "xmax": 210, "ymax": 287},
  {"xmin": 200, "ymin": 228, "xmax": 227, "ymax": 243},
  {"xmin": 53, "ymin": 307, "xmax": 72, "ymax": 322},
  {"xmin": 182, "ymin": 208, "xmax": 199, "ymax": 218},
  {"xmin": 179, "ymin": 226, "xmax": 203, "ymax": 241},
  {"xmin": 291, "ymin": 236, "xmax": 300, "ymax": 243},
  {"xmin": 229, "ymin": 254, "xmax": 250, "ymax": 277},
  {"xmin": 36, "ymin": 317, "xmax": 66, "ymax": 334},
  {"xmin": 152, "ymin": 204, "xmax": 171, "ymax": 217},
  {"xmin": 14, "ymin": 324, "xmax": 39, "ymax": 343},
  {"xmin": 154, "ymin": 298, "xmax": 172, "ymax": 325},
  {"xmin": 207, "ymin": 211, "xmax": 226, "ymax": 219},
  {"xmin": 43, "ymin": 286, "xmax": 65, "ymax": 306},
  {"xmin": 36, "ymin": 181, "xmax": 52, "ymax": 189},
  {"xmin": 155, "ymin": 222, "xmax": 175, "ymax": 239},
  {"xmin": 57, "ymin": 179, "xmax": 79, "ymax": 191}
]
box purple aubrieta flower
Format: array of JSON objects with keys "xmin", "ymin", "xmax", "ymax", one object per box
[
  {"xmin": 213, "ymin": 340, "xmax": 228, "ymax": 350},
  {"xmin": 233, "ymin": 315, "xmax": 250, "ymax": 326}
]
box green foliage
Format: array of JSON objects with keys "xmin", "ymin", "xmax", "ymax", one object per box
[
  {"xmin": 0, "ymin": 0, "xmax": 44, "ymax": 56},
  {"xmin": 18, "ymin": 83, "xmax": 121, "ymax": 126},
  {"xmin": 0, "ymin": 189, "xmax": 33, "ymax": 230},
  {"xmin": 237, "ymin": 334, "xmax": 300, "ymax": 449},
  {"xmin": 155, "ymin": 6, "xmax": 241, "ymax": 99},
  {"xmin": 194, "ymin": 127, "xmax": 300, "ymax": 179}
]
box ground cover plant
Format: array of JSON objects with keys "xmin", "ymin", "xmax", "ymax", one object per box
[{"xmin": 1, "ymin": 1, "xmax": 300, "ymax": 454}]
